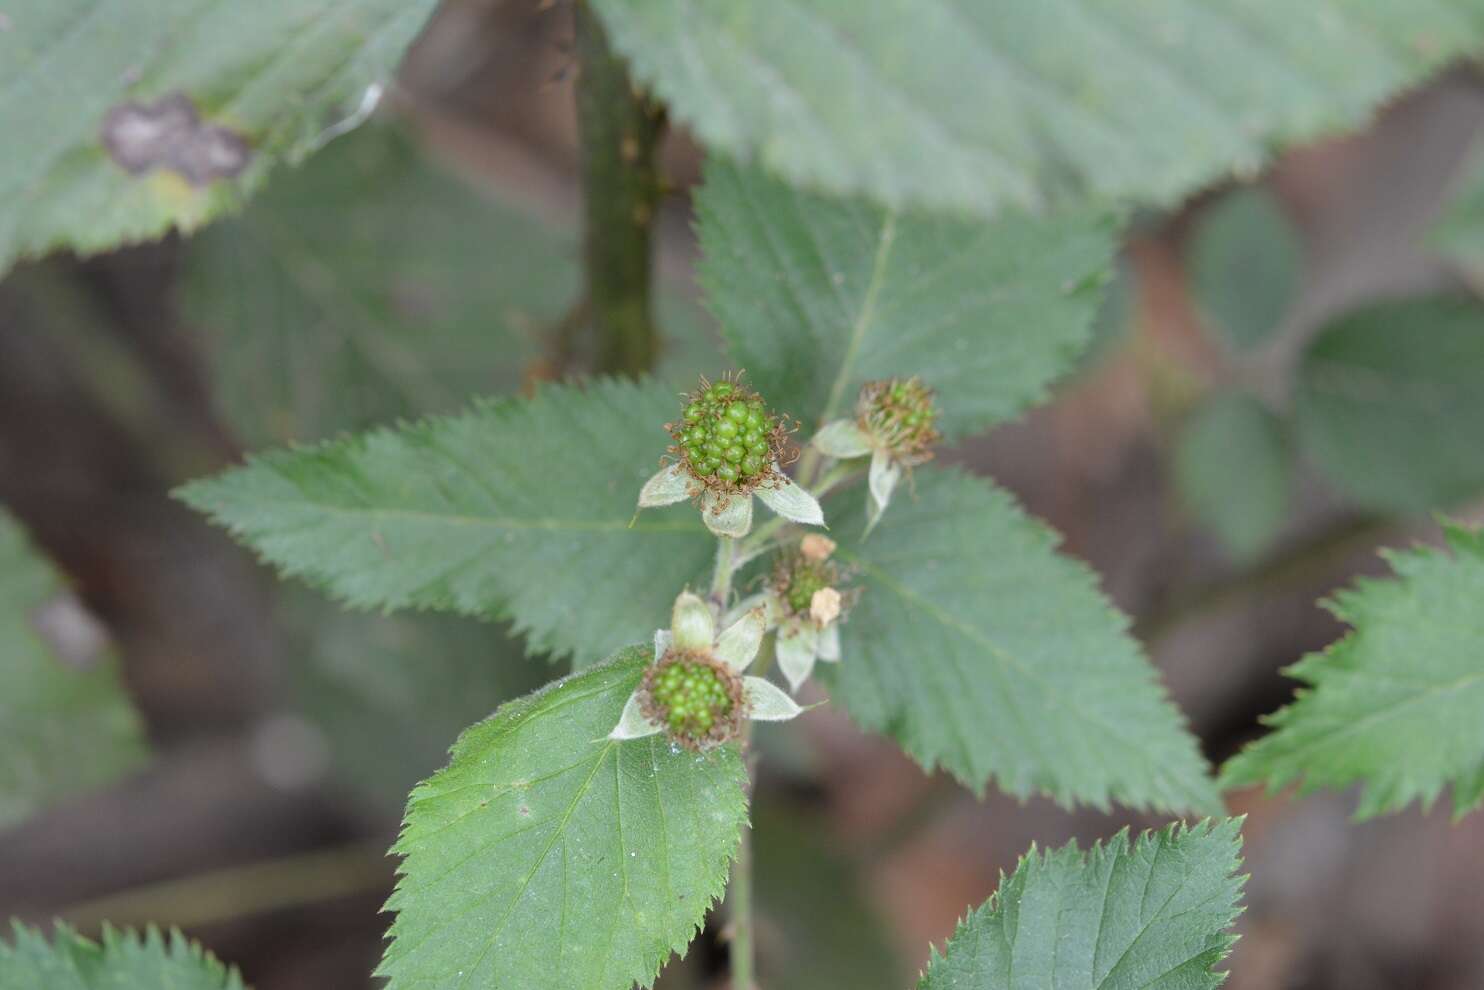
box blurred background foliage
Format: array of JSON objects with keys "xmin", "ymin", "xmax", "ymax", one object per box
[{"xmin": 3, "ymin": 2, "xmax": 1484, "ymax": 988}]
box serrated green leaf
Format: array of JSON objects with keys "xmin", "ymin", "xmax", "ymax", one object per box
[
  {"xmin": 1186, "ymin": 187, "xmax": 1301, "ymax": 350},
  {"xmin": 1173, "ymin": 393, "xmax": 1291, "ymax": 562},
  {"xmin": 918, "ymin": 819, "xmax": 1245, "ymax": 990},
  {"xmin": 1430, "ymin": 136, "xmax": 1484, "ymax": 276},
  {"xmin": 0, "ymin": 922, "xmax": 245, "ymax": 990},
  {"xmin": 377, "ymin": 645, "xmax": 749, "ymax": 990},
  {"xmin": 0, "ymin": 511, "xmax": 146, "ymax": 828},
  {"xmin": 1221, "ymin": 523, "xmax": 1484, "ymax": 820},
  {"xmin": 181, "ymin": 123, "xmax": 564, "ymax": 448},
  {"xmin": 1294, "ymin": 295, "xmax": 1484, "ymax": 513},
  {"xmin": 180, "ymin": 120, "xmax": 721, "ymax": 447},
  {"xmin": 0, "ymin": 0, "xmax": 437, "ymax": 275},
  {"xmin": 177, "ymin": 378, "xmax": 714, "ymax": 663},
  {"xmin": 592, "ymin": 0, "xmax": 1483, "ymax": 218},
  {"xmin": 697, "ymin": 161, "xmax": 1115, "ymax": 440},
  {"xmin": 826, "ymin": 468, "xmax": 1219, "ymax": 814}
]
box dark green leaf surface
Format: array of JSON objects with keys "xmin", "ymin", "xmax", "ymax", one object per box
[
  {"xmin": 918, "ymin": 820, "xmax": 1245, "ymax": 990},
  {"xmin": 0, "ymin": 0, "xmax": 438, "ymax": 274},
  {"xmin": 593, "ymin": 0, "xmax": 1483, "ymax": 218},
  {"xmin": 1174, "ymin": 393, "xmax": 1290, "ymax": 562},
  {"xmin": 0, "ymin": 511, "xmax": 146, "ymax": 828},
  {"xmin": 698, "ymin": 161, "xmax": 1115, "ymax": 439},
  {"xmin": 1186, "ymin": 187, "xmax": 1301, "ymax": 350},
  {"xmin": 0, "ymin": 923, "xmax": 245, "ymax": 990},
  {"xmin": 828, "ymin": 468, "xmax": 1219, "ymax": 814},
  {"xmin": 182, "ymin": 122, "xmax": 721, "ymax": 448},
  {"xmin": 377, "ymin": 646, "xmax": 749, "ymax": 990},
  {"xmin": 1294, "ymin": 295, "xmax": 1484, "ymax": 512},
  {"xmin": 178, "ymin": 378, "xmax": 714, "ymax": 663},
  {"xmin": 1222, "ymin": 523, "xmax": 1484, "ymax": 819},
  {"xmin": 182, "ymin": 124, "xmax": 563, "ymax": 448}
]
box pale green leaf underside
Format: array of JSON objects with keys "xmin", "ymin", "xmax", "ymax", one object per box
[
  {"xmin": 1294, "ymin": 295, "xmax": 1484, "ymax": 513},
  {"xmin": 698, "ymin": 161, "xmax": 1115, "ymax": 440},
  {"xmin": 0, "ymin": 923, "xmax": 245, "ymax": 990},
  {"xmin": 919, "ymin": 819, "xmax": 1244, "ymax": 990},
  {"xmin": 378, "ymin": 646, "xmax": 748, "ymax": 990},
  {"xmin": 828, "ymin": 468, "xmax": 1219, "ymax": 814},
  {"xmin": 0, "ymin": 0, "xmax": 437, "ymax": 274},
  {"xmin": 0, "ymin": 511, "xmax": 146, "ymax": 828},
  {"xmin": 1221, "ymin": 524, "xmax": 1484, "ymax": 820},
  {"xmin": 177, "ymin": 378, "xmax": 714, "ymax": 663},
  {"xmin": 593, "ymin": 0, "xmax": 1484, "ymax": 218}
]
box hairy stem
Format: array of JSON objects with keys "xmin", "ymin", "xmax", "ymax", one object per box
[
  {"xmin": 712, "ymin": 534, "xmax": 737, "ymax": 603},
  {"xmin": 574, "ymin": 0, "xmax": 665, "ymax": 377},
  {"xmin": 736, "ymin": 462, "xmax": 860, "ymax": 563}
]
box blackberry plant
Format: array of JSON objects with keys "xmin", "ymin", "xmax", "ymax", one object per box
[{"xmin": 8, "ymin": 1, "xmax": 1484, "ymax": 989}]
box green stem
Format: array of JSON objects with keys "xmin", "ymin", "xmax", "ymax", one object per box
[
  {"xmin": 736, "ymin": 463, "xmax": 860, "ymax": 563},
  {"xmin": 574, "ymin": 0, "xmax": 665, "ymax": 377},
  {"xmin": 712, "ymin": 535, "xmax": 737, "ymax": 603},
  {"xmin": 728, "ymin": 820, "xmax": 756, "ymax": 990}
]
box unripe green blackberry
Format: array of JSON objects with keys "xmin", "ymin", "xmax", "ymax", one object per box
[
  {"xmin": 857, "ymin": 376, "xmax": 941, "ymax": 462},
  {"xmin": 667, "ymin": 374, "xmax": 794, "ymax": 494},
  {"xmin": 639, "ymin": 651, "xmax": 745, "ymax": 750},
  {"xmin": 774, "ymin": 551, "xmax": 842, "ymax": 618}
]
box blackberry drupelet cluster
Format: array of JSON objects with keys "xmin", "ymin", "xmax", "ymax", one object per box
[
  {"xmin": 669, "ymin": 376, "xmax": 792, "ymax": 492},
  {"xmin": 639, "ymin": 651, "xmax": 745, "ymax": 750},
  {"xmin": 858, "ymin": 376, "xmax": 941, "ymax": 463}
]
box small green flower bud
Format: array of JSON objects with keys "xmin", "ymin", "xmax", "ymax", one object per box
[
  {"xmin": 857, "ymin": 376, "xmax": 940, "ymax": 465},
  {"xmin": 773, "ymin": 545, "xmax": 847, "ymax": 619}
]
